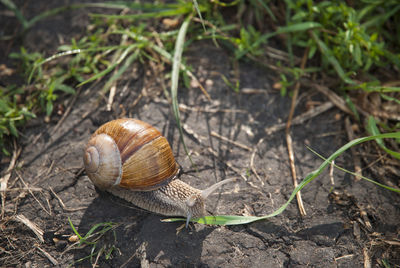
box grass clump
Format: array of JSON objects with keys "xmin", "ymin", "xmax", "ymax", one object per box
[
  {"xmin": 3, "ymin": 0, "xmax": 399, "ymax": 154},
  {"xmin": 0, "ymin": 46, "xmax": 78, "ymax": 155},
  {"xmin": 67, "ymin": 218, "xmax": 120, "ymax": 265},
  {"xmin": 1, "ymin": 1, "xmax": 211, "ymax": 155},
  {"xmin": 0, "ymin": 86, "xmax": 35, "ymax": 155}
]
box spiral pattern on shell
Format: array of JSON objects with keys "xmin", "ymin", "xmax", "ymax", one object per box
[{"xmin": 83, "ymin": 118, "xmax": 179, "ymax": 191}]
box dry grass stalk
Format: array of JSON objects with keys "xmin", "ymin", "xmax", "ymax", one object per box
[
  {"xmin": 284, "ymin": 48, "xmax": 309, "ymax": 217},
  {"xmin": 345, "ymin": 117, "xmax": 362, "ymax": 180},
  {"xmin": 0, "ymin": 141, "xmax": 21, "ymax": 219},
  {"xmin": 50, "ymin": 187, "xmax": 87, "ymax": 212},
  {"xmin": 35, "ymin": 244, "xmax": 58, "ymax": 265},
  {"xmin": 210, "ymin": 131, "xmax": 252, "ymax": 151},
  {"xmin": 15, "ymin": 214, "xmax": 44, "ymax": 243},
  {"xmin": 265, "ymin": 101, "xmax": 334, "ymax": 135}
]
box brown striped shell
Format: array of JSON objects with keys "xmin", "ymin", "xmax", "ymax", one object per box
[{"xmin": 83, "ymin": 118, "xmax": 179, "ymax": 191}]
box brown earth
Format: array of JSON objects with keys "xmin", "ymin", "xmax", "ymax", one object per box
[{"xmin": 1, "ymin": 1, "xmax": 399, "ymax": 267}]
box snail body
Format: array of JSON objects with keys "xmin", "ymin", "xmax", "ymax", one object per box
[{"xmin": 83, "ymin": 118, "xmax": 232, "ymax": 224}]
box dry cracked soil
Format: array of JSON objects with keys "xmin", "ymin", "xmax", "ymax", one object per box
[{"xmin": 0, "ymin": 1, "xmax": 399, "ymax": 267}]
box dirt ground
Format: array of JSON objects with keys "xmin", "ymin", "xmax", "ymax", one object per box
[{"xmin": 1, "ymin": 1, "xmax": 399, "ymax": 267}]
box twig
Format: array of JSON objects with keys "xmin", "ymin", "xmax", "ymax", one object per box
[
  {"xmin": 240, "ymin": 88, "xmax": 269, "ymax": 94},
  {"xmin": 153, "ymin": 98, "xmax": 247, "ymax": 114},
  {"xmin": 105, "ymin": 32, "xmax": 129, "ymax": 113},
  {"xmin": 370, "ymin": 110, "xmax": 400, "ymax": 122},
  {"xmin": 15, "ymin": 214, "xmax": 44, "ymax": 243},
  {"xmin": 15, "ymin": 170, "xmax": 52, "ymax": 215},
  {"xmin": 210, "ymin": 131, "xmax": 252, "ymax": 151},
  {"xmin": 50, "ymin": 187, "xmax": 87, "ymax": 211},
  {"xmin": 334, "ymin": 254, "xmax": 355, "ymax": 261},
  {"xmin": 345, "ymin": 117, "xmax": 362, "ymax": 180},
  {"xmin": 380, "ymin": 239, "xmax": 400, "ymax": 246},
  {"xmin": 0, "ymin": 140, "xmax": 21, "ymax": 219},
  {"xmin": 45, "ymin": 160, "xmax": 55, "ymax": 177},
  {"xmin": 93, "ymin": 246, "xmax": 104, "ymax": 268},
  {"xmin": 131, "ymin": 92, "xmax": 143, "ymax": 111},
  {"xmin": 285, "ymin": 48, "xmax": 309, "ymax": 217},
  {"xmin": 35, "ymin": 244, "xmax": 58, "ymax": 265},
  {"xmin": 304, "ymin": 81, "xmax": 354, "ymax": 115},
  {"xmin": 265, "ymin": 102, "xmax": 334, "ymax": 135},
  {"xmin": 358, "ymin": 205, "xmax": 373, "ymax": 232},
  {"xmin": 315, "ymin": 131, "xmax": 343, "ymax": 138},
  {"xmin": 186, "ymin": 69, "xmax": 211, "ymax": 101},
  {"xmin": 329, "ymin": 160, "xmax": 335, "ymax": 185},
  {"xmin": 32, "ymin": 132, "xmax": 44, "ymax": 145},
  {"xmin": 182, "ymin": 123, "xmax": 207, "ymax": 142},
  {"xmin": 250, "ymin": 138, "xmax": 265, "ymax": 186},
  {"xmin": 285, "ymin": 134, "xmax": 306, "ymax": 216},
  {"xmin": 120, "ymin": 242, "xmax": 149, "ymax": 268},
  {"xmin": 107, "ymin": 84, "xmax": 117, "ymax": 111},
  {"xmin": 363, "ymin": 247, "xmax": 371, "ymax": 268},
  {"xmin": 180, "ymin": 103, "xmax": 247, "ymax": 114},
  {"xmin": 121, "ymin": 242, "xmax": 148, "ymax": 268},
  {"xmin": 0, "ymin": 187, "xmax": 43, "ymax": 192}
]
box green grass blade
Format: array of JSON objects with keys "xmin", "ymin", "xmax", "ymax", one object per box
[
  {"xmin": 90, "ymin": 4, "xmax": 193, "ymax": 20},
  {"xmin": 211, "ymin": 0, "xmax": 240, "ymax": 7},
  {"xmin": 255, "ymin": 0, "xmax": 276, "ymax": 22},
  {"xmin": 383, "ymin": 50, "xmax": 400, "ymax": 70},
  {"xmin": 101, "ymin": 49, "xmax": 140, "ymax": 92},
  {"xmin": 28, "ymin": 49, "xmax": 81, "ymax": 83},
  {"xmin": 192, "ymin": 0, "xmax": 206, "ymax": 31},
  {"xmin": 163, "ymin": 215, "xmax": 260, "ymax": 225},
  {"xmin": 366, "ymin": 116, "xmax": 400, "ymax": 159},
  {"xmin": 1, "ymin": 0, "xmax": 28, "ymax": 28},
  {"xmin": 164, "ymin": 132, "xmax": 400, "ymax": 225},
  {"xmin": 28, "ymin": 46, "xmax": 128, "ymax": 83},
  {"xmin": 380, "ymin": 93, "xmax": 400, "ymax": 105},
  {"xmin": 77, "ymin": 44, "xmax": 136, "ymax": 87},
  {"xmin": 285, "ymin": 7, "xmax": 294, "ymax": 66},
  {"xmin": 310, "ymin": 30, "xmax": 355, "ymax": 85},
  {"xmin": 90, "ymin": 2, "xmax": 183, "ymax": 11},
  {"xmin": 26, "ymin": 2, "xmax": 152, "ymax": 30},
  {"xmin": 171, "ymin": 17, "xmax": 193, "ymax": 162},
  {"xmin": 276, "ymin": 22, "xmax": 322, "ymax": 34},
  {"xmin": 308, "ymin": 147, "xmax": 400, "ymax": 193},
  {"xmin": 361, "ymin": 5, "xmax": 400, "ymax": 29},
  {"xmin": 234, "ymin": 32, "xmax": 276, "ymax": 59},
  {"xmin": 235, "ymin": 22, "xmax": 322, "ymax": 61},
  {"xmin": 152, "ymin": 44, "xmax": 192, "ymax": 75},
  {"xmin": 82, "ymin": 222, "xmax": 114, "ymax": 240},
  {"xmin": 343, "ymin": 93, "xmax": 360, "ymax": 121},
  {"xmin": 26, "ymin": 4, "xmax": 84, "ymax": 29},
  {"xmin": 8, "ymin": 120, "xmax": 18, "ymax": 137},
  {"xmin": 363, "ymin": 86, "xmax": 400, "ymax": 93},
  {"xmin": 68, "ymin": 217, "xmax": 83, "ymax": 240}
]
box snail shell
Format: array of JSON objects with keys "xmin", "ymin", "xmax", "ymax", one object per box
[
  {"xmin": 83, "ymin": 118, "xmax": 235, "ymax": 224},
  {"xmin": 83, "ymin": 118, "xmax": 179, "ymax": 191}
]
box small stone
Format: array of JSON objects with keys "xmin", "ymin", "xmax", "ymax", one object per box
[
  {"xmin": 68, "ymin": 235, "xmax": 79, "ymax": 243},
  {"xmin": 205, "ymin": 79, "xmax": 213, "ymax": 87}
]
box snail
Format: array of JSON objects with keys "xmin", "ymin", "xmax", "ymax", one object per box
[{"xmin": 83, "ymin": 118, "xmax": 234, "ymax": 226}]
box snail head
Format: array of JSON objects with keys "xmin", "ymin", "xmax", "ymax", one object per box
[{"xmin": 185, "ymin": 178, "xmax": 237, "ymax": 227}]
